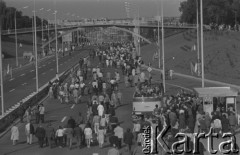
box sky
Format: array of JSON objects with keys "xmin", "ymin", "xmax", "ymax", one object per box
[{"xmin": 5, "ymin": 0, "xmax": 184, "ymax": 20}]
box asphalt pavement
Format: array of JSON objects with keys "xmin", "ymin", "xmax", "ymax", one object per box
[
  {"xmin": 1, "ymin": 48, "xmax": 89, "ymax": 115},
  {"xmin": 1, "ymin": 46, "xmax": 240, "ymax": 155}
]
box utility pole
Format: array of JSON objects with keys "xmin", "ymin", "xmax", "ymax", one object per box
[
  {"xmin": 54, "ymin": 3, "xmax": 59, "ymax": 74},
  {"xmin": 34, "ymin": 0, "xmax": 39, "ymax": 92},
  {"xmin": 161, "ymin": 0, "xmax": 165, "ymax": 93},
  {"xmin": 157, "ymin": 2, "xmax": 160, "ymax": 69},
  {"xmin": 15, "ymin": 11, "xmax": 18, "ymax": 67},
  {"xmin": 200, "ymin": 0, "xmax": 204, "ymax": 87},
  {"xmin": 0, "ymin": 14, "xmax": 4, "ymax": 116},
  {"xmin": 196, "ymin": 0, "xmax": 200, "ymax": 76}
]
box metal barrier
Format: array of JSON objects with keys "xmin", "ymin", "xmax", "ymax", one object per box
[{"xmin": 0, "ymin": 61, "xmax": 79, "ymax": 133}]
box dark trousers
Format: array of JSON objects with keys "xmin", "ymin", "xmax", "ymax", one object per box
[
  {"xmin": 38, "ymin": 137, "xmax": 45, "ymax": 147},
  {"xmin": 46, "ymin": 137, "xmax": 54, "ymax": 147},
  {"xmin": 57, "ymin": 136, "xmax": 63, "ymax": 147},
  {"xmin": 40, "ymin": 114, "xmax": 44, "ymax": 123},
  {"xmin": 127, "ymin": 144, "xmax": 132, "ymax": 151},
  {"xmin": 76, "ymin": 136, "xmax": 82, "ymax": 147},
  {"xmin": 35, "ymin": 113, "xmax": 40, "ymax": 124},
  {"xmin": 117, "ymin": 138, "xmax": 122, "ymax": 149}
]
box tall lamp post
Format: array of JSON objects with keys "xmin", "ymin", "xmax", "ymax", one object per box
[
  {"xmin": 157, "ymin": 1, "xmax": 160, "ymax": 69},
  {"xmin": 54, "ymin": 10, "xmax": 59, "ymax": 74},
  {"xmin": 39, "ymin": 8, "xmax": 44, "ymax": 57},
  {"xmin": 196, "ymin": 0, "xmax": 200, "ymax": 76},
  {"xmin": 200, "ymin": 0, "xmax": 204, "ymax": 87},
  {"xmin": 46, "ymin": 9, "xmax": 51, "ymax": 52},
  {"xmin": 161, "ymin": 0, "xmax": 166, "ymax": 93},
  {"xmin": 15, "ymin": 6, "xmax": 29, "ymax": 67},
  {"xmin": 33, "ymin": 0, "xmax": 39, "ymax": 92},
  {"xmin": 0, "ymin": 12, "xmax": 4, "ymax": 116}
]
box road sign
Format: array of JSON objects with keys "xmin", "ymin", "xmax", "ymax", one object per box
[{"xmin": 147, "ymin": 67, "xmax": 152, "ymax": 72}]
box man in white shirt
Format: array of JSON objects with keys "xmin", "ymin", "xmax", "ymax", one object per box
[
  {"xmin": 98, "ymin": 72, "xmax": 103, "ymax": 79},
  {"xmin": 92, "ymin": 80, "xmax": 98, "ymax": 89},
  {"xmin": 96, "ymin": 67, "xmax": 100, "ymax": 75},
  {"xmin": 114, "ymin": 124, "xmax": 124, "ymax": 149},
  {"xmin": 39, "ymin": 104, "xmax": 45, "ymax": 123},
  {"xmin": 97, "ymin": 103, "xmax": 104, "ymax": 117},
  {"xmin": 25, "ymin": 121, "xmax": 34, "ymax": 144},
  {"xmin": 92, "ymin": 67, "xmax": 97, "ymax": 73}
]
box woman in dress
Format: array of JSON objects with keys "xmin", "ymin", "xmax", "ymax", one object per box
[
  {"xmin": 11, "ymin": 124, "xmax": 19, "ymax": 145},
  {"xmin": 84, "ymin": 123, "xmax": 92, "ymax": 148},
  {"xmin": 97, "ymin": 126, "xmax": 106, "ymax": 148}
]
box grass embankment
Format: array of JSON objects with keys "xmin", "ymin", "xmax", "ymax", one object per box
[
  {"xmin": 141, "ymin": 30, "xmax": 240, "ymax": 86},
  {"xmin": 2, "ymin": 33, "xmax": 49, "ymax": 70}
]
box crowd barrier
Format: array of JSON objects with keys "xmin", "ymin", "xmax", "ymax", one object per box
[{"xmin": 0, "ymin": 61, "xmax": 79, "ymax": 134}]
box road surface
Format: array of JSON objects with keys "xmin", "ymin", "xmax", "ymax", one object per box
[
  {"xmin": 0, "ymin": 48, "xmax": 89, "ymax": 115},
  {"xmin": 0, "ymin": 46, "xmax": 240, "ymax": 155}
]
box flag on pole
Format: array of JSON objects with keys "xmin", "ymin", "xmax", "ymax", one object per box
[
  {"xmin": 190, "ymin": 62, "xmax": 198, "ymax": 75},
  {"xmin": 7, "ymin": 64, "xmax": 10, "ymax": 75},
  {"xmin": 10, "ymin": 66, "xmax": 13, "ymax": 79},
  {"xmin": 191, "ymin": 44, "xmax": 196, "ymax": 51}
]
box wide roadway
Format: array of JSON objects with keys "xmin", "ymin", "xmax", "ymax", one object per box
[
  {"xmin": 0, "ymin": 46, "xmax": 240, "ymax": 155},
  {"xmin": 0, "ymin": 48, "xmax": 89, "ymax": 115}
]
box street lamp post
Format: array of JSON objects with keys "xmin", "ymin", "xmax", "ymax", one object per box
[
  {"xmin": 33, "ymin": 0, "xmax": 39, "ymax": 92},
  {"xmin": 137, "ymin": 6, "xmax": 140, "ymax": 56},
  {"xmin": 0, "ymin": 14, "xmax": 4, "ymax": 116},
  {"xmin": 15, "ymin": 6, "xmax": 29, "ymax": 67},
  {"xmin": 200, "ymin": 0, "xmax": 204, "ymax": 87},
  {"xmin": 14, "ymin": 11, "xmax": 18, "ymax": 67},
  {"xmin": 157, "ymin": 2, "xmax": 160, "ymax": 69},
  {"xmin": 196, "ymin": 0, "xmax": 200, "ymax": 76},
  {"xmin": 46, "ymin": 9, "xmax": 51, "ymax": 53},
  {"xmin": 39, "ymin": 8, "xmax": 44, "ymax": 57},
  {"xmin": 54, "ymin": 10, "xmax": 59, "ymax": 74},
  {"xmin": 161, "ymin": 0, "xmax": 166, "ymax": 93}
]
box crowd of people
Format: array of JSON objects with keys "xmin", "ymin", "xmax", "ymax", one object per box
[{"xmin": 9, "ymin": 41, "xmax": 239, "ymax": 155}]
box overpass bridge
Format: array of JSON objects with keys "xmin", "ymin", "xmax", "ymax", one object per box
[{"xmin": 2, "ymin": 23, "xmax": 196, "ymax": 36}]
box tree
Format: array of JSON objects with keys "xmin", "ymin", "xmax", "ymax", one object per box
[
  {"xmin": 179, "ymin": 0, "xmax": 239, "ymax": 25},
  {"xmin": 0, "ymin": 0, "xmax": 48, "ymax": 30}
]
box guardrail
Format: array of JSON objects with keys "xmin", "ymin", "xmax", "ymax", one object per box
[
  {"xmin": 0, "ymin": 61, "xmax": 80, "ymax": 134},
  {"xmin": 2, "ymin": 23, "xmax": 197, "ymax": 35}
]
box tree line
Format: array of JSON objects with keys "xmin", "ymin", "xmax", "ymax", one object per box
[
  {"xmin": 179, "ymin": 0, "xmax": 240, "ymax": 25},
  {"xmin": 0, "ymin": 0, "xmax": 48, "ymax": 30}
]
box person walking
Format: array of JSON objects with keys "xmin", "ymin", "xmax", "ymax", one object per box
[
  {"xmin": 39, "ymin": 104, "xmax": 45, "ymax": 123},
  {"xmin": 35, "ymin": 124, "xmax": 46, "ymax": 148},
  {"xmin": 97, "ymin": 126, "xmax": 106, "ymax": 148},
  {"xmin": 133, "ymin": 121, "xmax": 141, "ymax": 141},
  {"xmin": 97, "ymin": 103, "xmax": 104, "ymax": 117},
  {"xmin": 64, "ymin": 125, "xmax": 74, "ymax": 150},
  {"xmin": 56, "ymin": 126, "xmax": 64, "ymax": 148},
  {"xmin": 114, "ymin": 124, "xmax": 124, "ymax": 149},
  {"xmin": 25, "ymin": 120, "xmax": 34, "ymax": 145},
  {"xmin": 34, "ymin": 105, "xmax": 40, "ymax": 124},
  {"xmin": 74, "ymin": 124, "xmax": 83, "ymax": 149},
  {"xmin": 84, "ymin": 123, "xmax": 93, "ymax": 148},
  {"xmin": 11, "ymin": 124, "xmax": 19, "ymax": 145},
  {"xmin": 67, "ymin": 116, "xmax": 76, "ymax": 129},
  {"xmin": 45, "ymin": 123, "xmax": 55, "ymax": 148},
  {"xmin": 124, "ymin": 128, "xmax": 134, "ymax": 152},
  {"xmin": 25, "ymin": 106, "xmax": 32, "ymax": 123}
]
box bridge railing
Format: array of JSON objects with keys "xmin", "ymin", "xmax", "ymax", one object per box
[
  {"xmin": 2, "ymin": 22, "xmax": 196, "ymax": 35},
  {"xmin": 0, "ymin": 60, "xmax": 79, "ymax": 134}
]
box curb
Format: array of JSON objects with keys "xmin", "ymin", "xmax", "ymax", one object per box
[
  {"xmin": 0, "ymin": 54, "xmax": 86, "ymax": 139},
  {"xmin": 0, "ymin": 94, "xmax": 49, "ymax": 139},
  {"xmin": 143, "ymin": 65, "xmax": 240, "ymax": 90}
]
